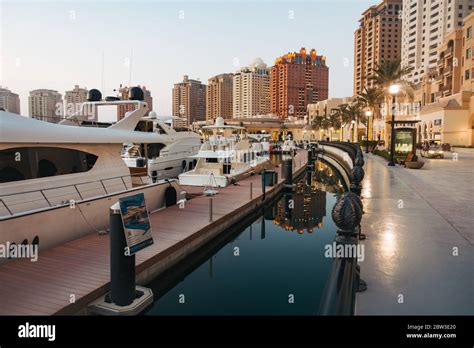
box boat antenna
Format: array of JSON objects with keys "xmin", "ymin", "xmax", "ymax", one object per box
[
  {"xmin": 101, "ymin": 52, "xmax": 105, "ymax": 93},
  {"xmin": 128, "ymin": 48, "xmax": 133, "ymax": 86}
]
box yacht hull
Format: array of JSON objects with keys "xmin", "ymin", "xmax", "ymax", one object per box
[
  {"xmin": 123, "ymin": 156, "xmax": 192, "ymax": 181},
  {"xmin": 178, "ymin": 159, "xmax": 271, "ymax": 188}
]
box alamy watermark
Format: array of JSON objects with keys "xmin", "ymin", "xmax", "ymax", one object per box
[
  {"xmin": 324, "ymin": 241, "xmax": 364, "ymax": 262},
  {"xmin": 0, "ymin": 242, "xmax": 38, "ymax": 262}
]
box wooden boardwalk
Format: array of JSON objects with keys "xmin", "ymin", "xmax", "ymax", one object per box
[{"xmin": 0, "ymin": 152, "xmax": 307, "ymax": 315}]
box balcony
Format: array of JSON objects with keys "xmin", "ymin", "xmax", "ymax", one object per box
[
  {"xmin": 445, "ymin": 46, "xmax": 454, "ymax": 58},
  {"xmin": 443, "ymin": 65, "xmax": 453, "ymax": 76}
]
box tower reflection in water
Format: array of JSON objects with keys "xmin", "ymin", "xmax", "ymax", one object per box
[{"xmin": 268, "ymin": 161, "xmax": 344, "ymax": 235}]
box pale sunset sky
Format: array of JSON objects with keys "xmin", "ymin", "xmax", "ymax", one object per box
[{"xmin": 1, "ymin": 0, "xmax": 374, "ymax": 121}]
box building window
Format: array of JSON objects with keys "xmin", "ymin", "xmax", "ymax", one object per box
[
  {"xmin": 467, "ymin": 48, "xmax": 472, "ymax": 59},
  {"xmin": 468, "ymin": 26, "xmax": 473, "ymax": 39},
  {"xmin": 466, "ymin": 69, "xmax": 471, "ymax": 80}
]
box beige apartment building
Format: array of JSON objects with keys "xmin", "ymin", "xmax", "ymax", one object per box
[
  {"xmin": 354, "ymin": 0, "xmax": 403, "ymax": 95},
  {"xmin": 461, "ymin": 12, "xmax": 474, "ymax": 91},
  {"xmin": 233, "ymin": 58, "xmax": 270, "ymax": 118},
  {"xmin": 401, "ymin": 0, "xmax": 474, "ymax": 84},
  {"xmin": 414, "ymin": 12, "xmax": 474, "ymax": 146},
  {"xmin": 172, "ymin": 75, "xmax": 206, "ymax": 128},
  {"xmin": 28, "ymin": 89, "xmax": 63, "ymax": 123},
  {"xmin": 206, "ymin": 73, "xmax": 233, "ymax": 120},
  {"xmin": 0, "ymin": 86, "xmax": 20, "ymax": 114},
  {"xmin": 64, "ymin": 85, "xmax": 88, "ymax": 118}
]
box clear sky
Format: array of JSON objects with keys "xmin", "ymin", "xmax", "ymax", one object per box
[{"xmin": 1, "ymin": 0, "xmax": 373, "ymax": 120}]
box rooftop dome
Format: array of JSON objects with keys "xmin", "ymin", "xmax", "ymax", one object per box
[
  {"xmin": 249, "ymin": 57, "xmax": 266, "ymax": 69},
  {"xmin": 215, "ymin": 116, "xmax": 225, "ymax": 127}
]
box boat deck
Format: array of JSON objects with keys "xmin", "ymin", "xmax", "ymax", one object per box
[{"xmin": 0, "ymin": 151, "xmax": 307, "ymax": 315}]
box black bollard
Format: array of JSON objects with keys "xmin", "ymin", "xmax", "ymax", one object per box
[
  {"xmin": 109, "ymin": 203, "xmax": 136, "ymax": 306},
  {"xmin": 283, "ymin": 158, "xmax": 293, "ymax": 188},
  {"xmin": 306, "ymin": 169, "xmax": 312, "ymax": 187},
  {"xmin": 307, "ymin": 149, "xmax": 314, "ymax": 171}
]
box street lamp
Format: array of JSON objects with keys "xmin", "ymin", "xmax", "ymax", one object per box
[
  {"xmin": 351, "ymin": 120, "xmax": 356, "ymax": 142},
  {"xmin": 330, "ymin": 127, "xmax": 334, "ymax": 141},
  {"xmin": 388, "ymin": 84, "xmax": 400, "ymax": 166},
  {"xmin": 365, "ymin": 110, "xmax": 372, "ymax": 153}
]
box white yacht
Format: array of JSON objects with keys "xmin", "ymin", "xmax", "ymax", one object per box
[
  {"xmin": 247, "ymin": 133, "xmax": 271, "ymax": 154},
  {"xmin": 61, "ymin": 99, "xmax": 201, "ymax": 182},
  {"xmin": 178, "ymin": 117, "xmax": 271, "ymax": 188},
  {"xmin": 0, "ymin": 94, "xmax": 186, "ymax": 254},
  {"xmin": 281, "ymin": 139, "xmax": 298, "ymax": 154},
  {"xmin": 121, "ymin": 113, "xmax": 201, "ymax": 181}
]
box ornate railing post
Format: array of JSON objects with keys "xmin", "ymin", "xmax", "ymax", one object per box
[{"xmin": 320, "ymin": 191, "xmax": 367, "ymax": 315}]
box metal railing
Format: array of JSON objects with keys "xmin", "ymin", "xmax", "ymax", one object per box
[
  {"xmin": 0, "ymin": 173, "xmax": 157, "ymax": 217},
  {"xmin": 317, "ymin": 143, "xmax": 367, "ymax": 315}
]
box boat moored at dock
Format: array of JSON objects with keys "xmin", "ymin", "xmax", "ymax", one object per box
[
  {"xmin": 0, "ymin": 95, "xmax": 186, "ymax": 254},
  {"xmin": 178, "ymin": 117, "xmax": 271, "ymax": 188}
]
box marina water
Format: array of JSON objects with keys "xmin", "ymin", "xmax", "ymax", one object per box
[{"xmin": 144, "ymin": 159, "xmax": 345, "ymax": 315}]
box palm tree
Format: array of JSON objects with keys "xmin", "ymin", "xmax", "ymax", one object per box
[
  {"xmin": 337, "ymin": 103, "xmax": 363, "ymax": 142},
  {"xmin": 369, "ymin": 60, "xmax": 415, "ymax": 117},
  {"xmin": 369, "ymin": 60, "xmax": 414, "ymax": 93},
  {"xmin": 357, "ymin": 87, "xmax": 384, "ymax": 144},
  {"xmin": 326, "ymin": 112, "xmax": 341, "ymax": 141},
  {"xmin": 356, "ymin": 87, "xmax": 384, "ymax": 120},
  {"xmin": 334, "ymin": 104, "xmax": 358, "ymax": 141},
  {"xmin": 311, "ymin": 115, "xmax": 325, "ymax": 140},
  {"xmin": 369, "ymin": 60, "xmax": 414, "ymax": 152}
]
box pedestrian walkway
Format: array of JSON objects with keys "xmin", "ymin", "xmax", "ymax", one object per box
[{"xmin": 356, "ymin": 154, "xmax": 474, "ymax": 315}]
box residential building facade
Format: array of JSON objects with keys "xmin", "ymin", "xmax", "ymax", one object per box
[
  {"xmin": 354, "ymin": 0, "xmax": 403, "ymax": 95},
  {"xmin": 28, "ymin": 89, "xmax": 62, "ymax": 123},
  {"xmin": 206, "ymin": 73, "xmax": 233, "ymax": 120},
  {"xmin": 270, "ymin": 48, "xmax": 329, "ymax": 119},
  {"xmin": 414, "ymin": 12, "xmax": 474, "ymax": 146},
  {"xmin": 401, "ymin": 0, "xmax": 474, "ymax": 84},
  {"xmin": 172, "ymin": 75, "xmax": 206, "ymax": 127},
  {"xmin": 0, "ymin": 86, "xmax": 20, "ymax": 114},
  {"xmin": 233, "ymin": 58, "xmax": 270, "ymax": 118},
  {"xmin": 64, "ymin": 85, "xmax": 88, "ymax": 118}
]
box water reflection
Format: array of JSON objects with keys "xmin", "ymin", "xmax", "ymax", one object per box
[
  {"xmin": 270, "ymin": 163, "xmax": 345, "ymax": 235},
  {"xmin": 144, "ymin": 160, "xmax": 344, "ymax": 315}
]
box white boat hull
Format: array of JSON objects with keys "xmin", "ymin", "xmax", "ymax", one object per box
[
  {"xmin": 178, "ymin": 158, "xmax": 270, "ymax": 188},
  {"xmin": 123, "ymin": 156, "xmax": 192, "ymax": 181},
  {"xmin": 178, "ymin": 171, "xmax": 229, "ymax": 187}
]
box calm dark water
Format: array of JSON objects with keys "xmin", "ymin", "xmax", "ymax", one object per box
[{"xmin": 144, "ymin": 160, "xmax": 344, "ymax": 315}]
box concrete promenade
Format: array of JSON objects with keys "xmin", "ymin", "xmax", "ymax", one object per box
[{"xmin": 356, "ymin": 153, "xmax": 474, "ymax": 315}]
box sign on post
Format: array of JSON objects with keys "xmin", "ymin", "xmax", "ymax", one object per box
[{"xmin": 119, "ymin": 193, "xmax": 154, "ymax": 255}]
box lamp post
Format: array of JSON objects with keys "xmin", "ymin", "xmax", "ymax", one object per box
[
  {"xmin": 330, "ymin": 127, "xmax": 334, "ymax": 141},
  {"xmin": 388, "ymin": 84, "xmax": 400, "ymax": 166},
  {"xmin": 351, "ymin": 120, "xmax": 356, "ymax": 142},
  {"xmin": 365, "ymin": 110, "xmax": 372, "ymax": 153}
]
